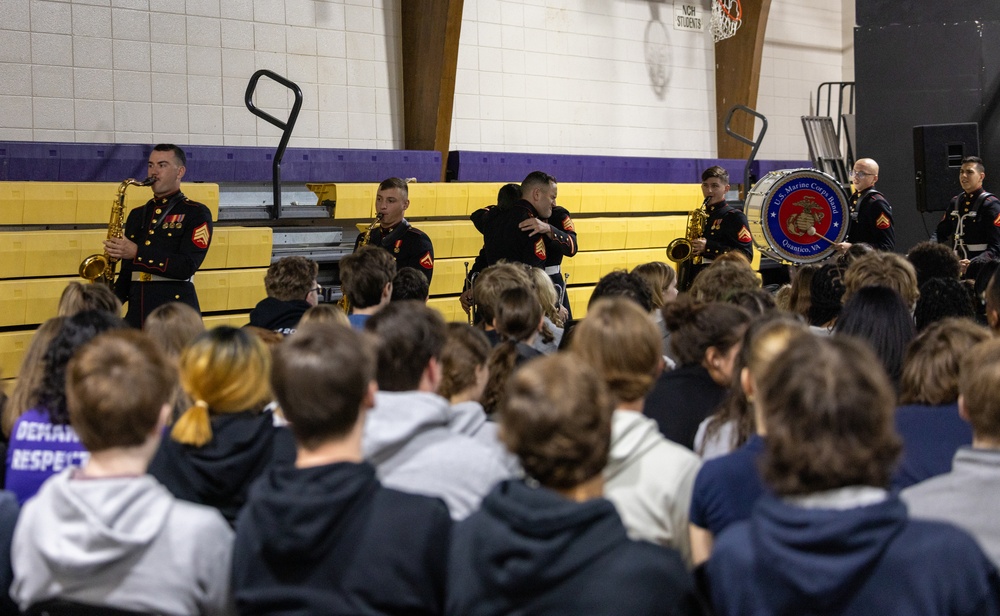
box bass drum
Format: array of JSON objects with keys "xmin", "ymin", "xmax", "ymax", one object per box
[{"xmin": 745, "ymin": 168, "xmax": 849, "ymax": 265}]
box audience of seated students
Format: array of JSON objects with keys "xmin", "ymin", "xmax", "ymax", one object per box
[
  {"xmin": 481, "ymin": 287, "xmax": 544, "ymax": 416},
  {"xmin": 6, "ymin": 311, "xmax": 125, "ymax": 504},
  {"xmin": 903, "ymin": 337, "xmax": 1000, "ymax": 568},
  {"xmin": 785, "ymin": 263, "xmax": 819, "ymax": 321},
  {"xmin": 907, "ymin": 240, "xmax": 962, "ymax": 287},
  {"xmin": 340, "ymin": 244, "xmax": 397, "ymax": 329},
  {"xmin": 833, "ymin": 285, "xmax": 915, "ymax": 387},
  {"xmin": 144, "ymin": 301, "xmax": 205, "ymax": 420},
  {"xmin": 842, "ymin": 250, "xmax": 920, "ymax": 311},
  {"xmin": 247, "ymin": 256, "xmax": 320, "ymax": 335},
  {"xmin": 570, "ymin": 298, "xmax": 701, "ymax": 565},
  {"xmin": 1, "ymin": 318, "xmax": 65, "ymax": 441},
  {"xmin": 438, "ymin": 323, "xmax": 499, "ymax": 448},
  {"xmin": 362, "ymin": 301, "xmax": 511, "ymax": 520},
  {"xmin": 914, "ymin": 276, "xmax": 977, "ymax": 331},
  {"xmin": 643, "ymin": 298, "xmax": 751, "ymax": 450},
  {"xmin": 147, "ymin": 327, "xmax": 295, "ymax": 526},
  {"xmin": 525, "ymin": 266, "xmax": 564, "ymax": 354},
  {"xmin": 391, "ymin": 266, "xmax": 430, "ymax": 302},
  {"xmin": 447, "ymin": 354, "xmax": 703, "ymax": 616},
  {"xmin": 807, "ymin": 262, "xmax": 846, "ymax": 332},
  {"xmin": 12, "ymin": 330, "xmax": 234, "ymax": 615},
  {"xmin": 706, "ymin": 335, "xmax": 1000, "ymax": 615},
  {"xmin": 727, "ymin": 288, "xmax": 777, "ymax": 316},
  {"xmin": 298, "ymin": 302, "xmax": 350, "ymax": 327},
  {"xmin": 688, "ymin": 317, "xmax": 810, "ymax": 566},
  {"xmin": 688, "ymin": 260, "xmax": 760, "ymax": 304},
  {"xmin": 233, "ymin": 322, "xmax": 451, "ymax": 615},
  {"xmin": 469, "ymin": 261, "xmax": 533, "ymax": 343},
  {"xmin": 559, "ymin": 269, "xmax": 655, "ymax": 350},
  {"xmin": 893, "ymin": 318, "xmax": 991, "ymax": 490},
  {"xmin": 975, "ymin": 260, "xmax": 1000, "ymax": 323},
  {"xmin": 987, "ymin": 266, "xmax": 1000, "ymax": 332},
  {"xmin": 835, "ymin": 241, "xmax": 874, "ymax": 268},
  {"xmin": 56, "ymin": 281, "xmax": 122, "ymax": 317},
  {"xmin": 632, "ymin": 261, "xmax": 679, "ymax": 362}
]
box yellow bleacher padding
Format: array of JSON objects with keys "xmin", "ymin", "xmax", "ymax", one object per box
[
  {"xmin": 0, "ymin": 282, "xmax": 28, "ymax": 328},
  {"xmin": 599, "ymin": 218, "xmax": 628, "ymax": 250},
  {"xmin": 653, "ymin": 184, "xmax": 703, "ymax": 213},
  {"xmin": 599, "ymin": 250, "xmax": 631, "ymax": 277},
  {"xmin": 562, "ymin": 252, "xmax": 602, "ymax": 285},
  {"xmin": 76, "ymin": 183, "xmax": 117, "ymax": 224},
  {"xmin": 577, "ymin": 184, "xmax": 608, "ymax": 214},
  {"xmin": 0, "ymin": 379, "xmax": 15, "ymax": 396},
  {"xmin": 0, "ymin": 182, "xmax": 25, "ymax": 225},
  {"xmin": 605, "ymin": 184, "xmax": 632, "ymax": 214},
  {"xmin": 23, "ymin": 183, "xmax": 77, "ymax": 224},
  {"xmin": 25, "ymin": 230, "xmax": 105, "ymax": 278},
  {"xmin": 627, "ymin": 248, "xmax": 667, "ymax": 271},
  {"xmin": 225, "ymin": 227, "xmax": 273, "ymax": 269},
  {"xmin": 200, "ymin": 228, "xmax": 229, "ymax": 270},
  {"xmin": 307, "ymin": 183, "xmax": 378, "ymax": 220},
  {"xmin": 630, "ymin": 184, "xmax": 657, "ymax": 214},
  {"xmin": 625, "ymin": 218, "xmax": 654, "ymax": 249},
  {"xmin": 467, "ymin": 183, "xmax": 505, "ymax": 215},
  {"xmin": 202, "ymin": 313, "xmax": 251, "ymax": 329},
  {"xmin": 436, "ymin": 183, "xmax": 470, "ymax": 218},
  {"xmin": 0, "ymin": 330, "xmax": 34, "ymax": 381},
  {"xmin": 0, "ymin": 234, "xmax": 28, "ymax": 278},
  {"xmin": 419, "ymin": 222, "xmax": 456, "ymax": 259},
  {"xmin": 407, "ymin": 183, "xmax": 438, "ymax": 217},
  {"xmin": 571, "ymin": 219, "xmax": 601, "ymax": 252},
  {"xmin": 557, "ymin": 183, "xmax": 583, "ymax": 213},
  {"xmin": 24, "ymin": 278, "xmax": 65, "ymax": 326},
  {"xmin": 193, "ymin": 267, "xmax": 267, "ymax": 313},
  {"xmin": 452, "ymin": 221, "xmax": 483, "ymax": 258},
  {"xmin": 427, "ymin": 296, "xmax": 461, "ymax": 323},
  {"xmin": 567, "ymin": 286, "xmax": 594, "ymax": 319},
  {"xmin": 428, "ymin": 258, "xmax": 468, "ymax": 296},
  {"xmin": 117, "ymin": 182, "xmax": 219, "ymax": 222}
]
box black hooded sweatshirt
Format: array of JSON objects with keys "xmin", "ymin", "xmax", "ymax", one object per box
[
  {"xmin": 232, "ymin": 461, "xmax": 451, "ymax": 616},
  {"xmin": 447, "ymin": 479, "xmax": 704, "ymax": 616},
  {"xmin": 148, "ymin": 410, "xmax": 296, "ymax": 525},
  {"xmin": 247, "ymin": 297, "xmax": 311, "ymax": 334}
]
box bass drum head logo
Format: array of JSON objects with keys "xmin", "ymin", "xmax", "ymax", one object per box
[{"xmin": 763, "ymin": 170, "xmax": 848, "ymax": 264}]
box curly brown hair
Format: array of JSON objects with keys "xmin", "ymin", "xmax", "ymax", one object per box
[
  {"xmin": 264, "ymin": 256, "xmax": 319, "ymax": 302},
  {"xmin": 900, "ymin": 318, "xmax": 991, "ymax": 405},
  {"xmin": 500, "ymin": 354, "xmax": 613, "ymax": 490}
]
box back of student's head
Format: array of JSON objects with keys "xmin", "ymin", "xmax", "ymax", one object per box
[
  {"xmin": 365, "ymin": 300, "xmax": 446, "ymax": 391},
  {"xmin": 632, "ymin": 261, "xmax": 676, "ymax": 310},
  {"xmin": 501, "ymin": 354, "xmax": 613, "ymax": 490},
  {"xmin": 787, "ymin": 264, "xmax": 819, "ymax": 320},
  {"xmin": 728, "ymin": 288, "xmax": 777, "ymax": 316},
  {"xmin": 264, "ymin": 256, "xmax": 318, "ymax": 302},
  {"xmin": 526, "ymin": 266, "xmax": 562, "ymax": 327},
  {"xmin": 340, "ymin": 244, "xmax": 397, "ymax": 309},
  {"xmin": 67, "ymin": 330, "xmax": 175, "ymax": 452},
  {"xmin": 35, "ymin": 310, "xmax": 126, "ymax": 425},
  {"xmin": 474, "ymin": 262, "xmax": 533, "ymax": 326},
  {"xmin": 589, "ymin": 270, "xmax": 654, "ymax": 312},
  {"xmin": 843, "ymin": 251, "xmax": 919, "ymax": 309},
  {"xmin": 391, "ymin": 267, "xmax": 430, "ymax": 302},
  {"xmin": 299, "ymin": 303, "xmax": 350, "ymax": 327},
  {"xmin": 759, "ymin": 335, "xmax": 900, "ymax": 496},
  {"xmin": 808, "ymin": 263, "xmax": 847, "ymax": 326},
  {"xmin": 3, "ymin": 317, "xmax": 66, "ymax": 438},
  {"xmin": 913, "ymin": 277, "xmax": 975, "ymax": 332},
  {"xmin": 494, "ymin": 286, "xmax": 542, "ymax": 342},
  {"xmin": 571, "ymin": 298, "xmax": 661, "ymax": 405},
  {"xmin": 907, "ymin": 241, "xmax": 961, "ymax": 287},
  {"xmin": 272, "ymin": 322, "xmax": 375, "ymax": 449},
  {"xmin": 689, "ymin": 261, "xmax": 760, "ymax": 303},
  {"xmin": 900, "ymin": 318, "xmax": 991, "ymax": 406},
  {"xmin": 172, "ymin": 326, "xmax": 272, "ymax": 447},
  {"xmin": 439, "ymin": 323, "xmax": 492, "ymax": 401},
  {"xmin": 960, "ymin": 339, "xmax": 1000, "ymax": 441},
  {"xmin": 834, "ymin": 285, "xmax": 915, "ymax": 384},
  {"xmin": 57, "ymin": 281, "xmax": 122, "ymax": 317},
  {"xmin": 144, "ymin": 302, "xmax": 205, "ymax": 361},
  {"xmin": 663, "ymin": 297, "xmax": 751, "ymax": 366}
]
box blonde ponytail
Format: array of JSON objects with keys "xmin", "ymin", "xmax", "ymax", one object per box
[{"xmin": 170, "ymin": 400, "xmax": 212, "ymax": 446}]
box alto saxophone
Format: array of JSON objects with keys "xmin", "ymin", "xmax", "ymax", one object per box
[
  {"xmin": 666, "ymin": 196, "xmax": 710, "ymax": 265},
  {"xmin": 339, "ymin": 214, "xmax": 383, "ymax": 313},
  {"xmin": 80, "ymin": 177, "xmax": 154, "ymax": 287}
]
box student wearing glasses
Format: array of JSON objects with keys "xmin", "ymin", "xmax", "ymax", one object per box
[
  {"xmin": 834, "ymin": 157, "xmax": 895, "ymax": 254},
  {"xmin": 247, "ymin": 256, "xmax": 321, "ymax": 335}
]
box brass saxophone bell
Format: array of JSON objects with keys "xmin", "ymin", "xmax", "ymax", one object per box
[
  {"xmin": 79, "ymin": 254, "xmax": 110, "ymax": 281},
  {"xmin": 666, "ymin": 238, "xmax": 693, "ymax": 263}
]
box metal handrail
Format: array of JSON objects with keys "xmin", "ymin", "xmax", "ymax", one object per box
[
  {"xmin": 244, "ymin": 70, "xmax": 303, "ymax": 219},
  {"xmin": 724, "ymin": 104, "xmax": 768, "ymax": 196}
]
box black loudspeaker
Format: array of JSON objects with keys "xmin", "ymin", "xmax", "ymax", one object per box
[{"xmin": 914, "ymin": 123, "xmax": 980, "ymax": 212}]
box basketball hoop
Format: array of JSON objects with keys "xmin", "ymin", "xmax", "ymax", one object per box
[{"xmin": 711, "ymin": 0, "xmax": 742, "ymax": 43}]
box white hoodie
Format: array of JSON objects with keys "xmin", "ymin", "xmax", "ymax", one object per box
[
  {"xmin": 604, "ymin": 410, "xmax": 702, "ymax": 566},
  {"xmin": 11, "ymin": 470, "xmax": 234, "ymax": 616},
  {"xmin": 363, "ymin": 391, "xmax": 513, "ymax": 520}
]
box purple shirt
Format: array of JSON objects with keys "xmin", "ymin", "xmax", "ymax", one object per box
[{"xmin": 5, "ymin": 408, "xmax": 89, "ymax": 504}]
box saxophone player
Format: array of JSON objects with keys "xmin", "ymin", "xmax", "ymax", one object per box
[
  {"xmin": 690, "ymin": 165, "xmax": 754, "ymax": 269},
  {"xmin": 353, "ymin": 177, "xmax": 435, "ymax": 283},
  {"xmin": 104, "ymin": 144, "xmax": 213, "ymax": 329}
]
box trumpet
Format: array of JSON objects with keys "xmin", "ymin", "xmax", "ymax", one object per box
[{"xmin": 80, "ymin": 176, "xmax": 154, "ymax": 287}]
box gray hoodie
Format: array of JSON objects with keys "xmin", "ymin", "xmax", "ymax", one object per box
[
  {"xmin": 363, "ymin": 391, "xmax": 513, "ymax": 520},
  {"xmin": 11, "ymin": 470, "xmax": 235, "ymax": 616},
  {"xmin": 604, "ymin": 410, "xmax": 702, "ymax": 566}
]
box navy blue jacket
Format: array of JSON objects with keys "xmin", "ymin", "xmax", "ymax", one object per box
[
  {"xmin": 707, "ymin": 494, "xmax": 1000, "ymax": 615},
  {"xmin": 447, "ymin": 479, "xmax": 703, "ymax": 616},
  {"xmin": 233, "ymin": 461, "xmax": 451, "ymax": 615}
]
